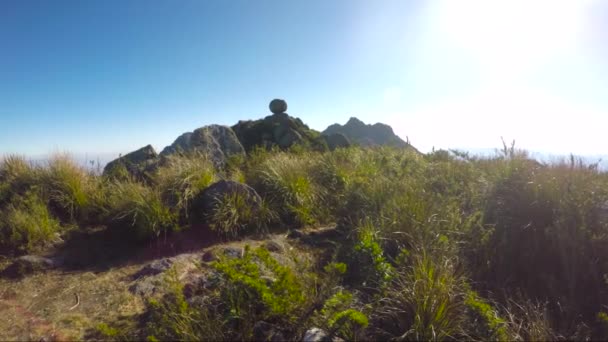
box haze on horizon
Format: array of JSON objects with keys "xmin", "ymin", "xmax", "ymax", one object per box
[{"xmin": 1, "ymin": 0, "xmax": 607, "ymax": 158}]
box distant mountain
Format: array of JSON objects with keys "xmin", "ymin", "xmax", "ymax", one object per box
[{"xmin": 322, "ymin": 117, "xmax": 410, "ymax": 148}]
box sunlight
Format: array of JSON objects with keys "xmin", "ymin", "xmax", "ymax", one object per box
[{"xmin": 430, "ymin": 0, "xmax": 594, "ymax": 81}]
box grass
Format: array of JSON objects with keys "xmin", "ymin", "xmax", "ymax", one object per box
[{"xmin": 2, "ymin": 144, "xmax": 608, "ymax": 340}]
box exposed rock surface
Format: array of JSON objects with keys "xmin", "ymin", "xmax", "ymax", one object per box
[
  {"xmin": 232, "ymin": 100, "xmax": 327, "ymax": 152},
  {"xmin": 322, "ymin": 132, "xmax": 351, "ymax": 151},
  {"xmin": 323, "ymin": 117, "xmax": 411, "ymax": 148},
  {"xmin": 160, "ymin": 125, "xmax": 245, "ymax": 167},
  {"xmin": 190, "ymin": 180, "xmax": 262, "ymax": 221},
  {"xmin": 103, "ymin": 144, "xmax": 159, "ymax": 180},
  {"xmin": 303, "ymin": 328, "xmax": 331, "ymax": 342},
  {"xmin": 1, "ymin": 255, "xmax": 61, "ymax": 278},
  {"xmin": 132, "ymin": 258, "xmax": 174, "ymax": 279}
]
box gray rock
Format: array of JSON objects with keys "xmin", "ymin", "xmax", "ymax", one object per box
[
  {"xmin": 323, "ymin": 117, "xmax": 415, "ymax": 150},
  {"xmin": 263, "ymin": 240, "xmax": 285, "ymax": 253},
  {"xmin": 191, "ymin": 180, "xmax": 262, "ymax": 221},
  {"xmin": 269, "ymin": 99, "xmax": 288, "ymax": 114},
  {"xmin": 1, "ymin": 255, "xmax": 59, "ymax": 278},
  {"xmin": 223, "ymin": 246, "xmax": 244, "ymax": 259},
  {"xmin": 160, "ymin": 125, "xmax": 245, "ymax": 167},
  {"xmin": 103, "ymin": 145, "xmax": 159, "ymax": 180},
  {"xmin": 303, "ymin": 328, "xmax": 331, "ymax": 342},
  {"xmin": 160, "ymin": 132, "xmax": 193, "ymax": 155},
  {"xmin": 322, "ymin": 133, "xmax": 351, "ymax": 151},
  {"xmin": 132, "ymin": 258, "xmax": 174, "ymax": 279},
  {"xmin": 129, "ymin": 275, "xmax": 163, "ymax": 297}
]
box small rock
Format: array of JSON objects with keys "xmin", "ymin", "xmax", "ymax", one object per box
[
  {"xmin": 201, "ymin": 251, "xmax": 217, "ymax": 262},
  {"xmin": 1, "ymin": 255, "xmax": 57, "ymax": 278},
  {"xmin": 223, "ymin": 246, "xmax": 244, "ymax": 259},
  {"xmin": 263, "ymin": 240, "xmax": 284, "ymax": 253},
  {"xmin": 303, "ymin": 328, "xmax": 331, "ymax": 342},
  {"xmin": 132, "ymin": 258, "xmax": 174, "ymax": 279},
  {"xmin": 129, "ymin": 275, "xmax": 163, "ymax": 296}
]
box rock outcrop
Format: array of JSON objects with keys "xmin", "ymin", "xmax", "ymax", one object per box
[
  {"xmin": 103, "ymin": 145, "xmax": 159, "ymax": 180},
  {"xmin": 322, "ymin": 132, "xmax": 351, "ymax": 151},
  {"xmin": 160, "ymin": 125, "xmax": 245, "ymax": 167},
  {"xmin": 232, "ymin": 100, "xmax": 327, "ymax": 152},
  {"xmin": 323, "ymin": 117, "xmax": 409, "ymax": 148}
]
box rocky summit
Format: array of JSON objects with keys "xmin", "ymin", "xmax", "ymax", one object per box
[
  {"xmin": 231, "ymin": 99, "xmax": 326, "ymax": 152},
  {"xmin": 323, "ymin": 117, "xmax": 409, "ymax": 148}
]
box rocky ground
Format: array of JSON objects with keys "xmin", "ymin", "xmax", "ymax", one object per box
[{"xmin": 0, "ymin": 226, "xmax": 338, "ymax": 341}]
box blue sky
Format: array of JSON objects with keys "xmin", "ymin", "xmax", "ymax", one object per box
[{"xmin": 1, "ymin": 0, "xmax": 607, "ymax": 158}]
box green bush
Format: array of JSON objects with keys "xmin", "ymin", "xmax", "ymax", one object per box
[
  {"xmin": 0, "ymin": 191, "xmax": 62, "ymax": 253},
  {"xmin": 211, "ymin": 246, "xmax": 306, "ymax": 338}
]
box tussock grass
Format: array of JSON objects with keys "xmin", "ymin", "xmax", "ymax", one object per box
[
  {"xmin": 153, "ymin": 153, "xmax": 218, "ymax": 220},
  {"xmin": 0, "ymin": 191, "xmax": 62, "ymax": 254},
  {"xmin": 39, "ymin": 154, "xmax": 97, "ymax": 222},
  {"xmin": 103, "ymin": 180, "xmax": 178, "ymax": 240}
]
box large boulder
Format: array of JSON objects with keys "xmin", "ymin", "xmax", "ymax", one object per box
[
  {"xmin": 103, "ymin": 145, "xmax": 159, "ymax": 181},
  {"xmin": 190, "ymin": 180, "xmax": 262, "ymax": 220},
  {"xmin": 161, "ymin": 125, "xmax": 245, "ymax": 167},
  {"xmin": 323, "ymin": 117, "xmax": 416, "ymax": 150},
  {"xmin": 269, "ymin": 99, "xmax": 288, "ymax": 114},
  {"xmin": 232, "ymin": 100, "xmax": 327, "ymax": 152}
]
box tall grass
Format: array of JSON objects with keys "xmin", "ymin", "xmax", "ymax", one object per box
[
  {"xmin": 103, "ymin": 180, "xmax": 178, "ymax": 240},
  {"xmin": 153, "ymin": 153, "xmax": 218, "ymax": 220},
  {"xmin": 0, "ymin": 191, "xmax": 62, "ymax": 253},
  {"xmin": 39, "ymin": 154, "xmax": 97, "ymax": 222}
]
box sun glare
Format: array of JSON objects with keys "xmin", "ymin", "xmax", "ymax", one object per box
[{"xmin": 431, "ymin": 0, "xmax": 593, "ymax": 80}]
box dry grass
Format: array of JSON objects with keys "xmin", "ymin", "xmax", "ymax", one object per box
[{"xmin": 0, "ymin": 266, "xmax": 145, "ymax": 341}]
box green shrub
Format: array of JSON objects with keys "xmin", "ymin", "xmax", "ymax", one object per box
[
  {"xmin": 465, "ymin": 290, "xmax": 509, "ymax": 341},
  {"xmin": 145, "ymin": 268, "xmax": 225, "ymax": 341},
  {"xmin": 0, "ymin": 191, "xmax": 62, "ymax": 253},
  {"xmin": 342, "ymin": 221, "xmax": 393, "ymax": 289},
  {"xmin": 212, "ymin": 246, "xmax": 306, "ymax": 338}
]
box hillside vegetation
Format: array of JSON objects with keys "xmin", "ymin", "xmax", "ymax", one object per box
[{"xmin": 1, "ymin": 142, "xmax": 608, "ymax": 341}]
